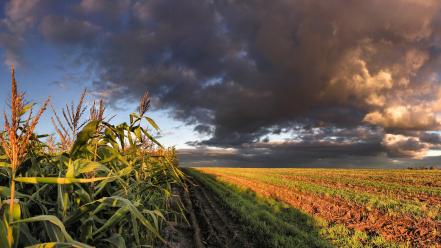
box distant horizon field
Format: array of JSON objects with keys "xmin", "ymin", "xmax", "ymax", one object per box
[
  {"xmin": 189, "ymin": 167, "xmax": 441, "ymax": 247},
  {"xmin": 185, "ymin": 165, "xmax": 441, "ymax": 169}
]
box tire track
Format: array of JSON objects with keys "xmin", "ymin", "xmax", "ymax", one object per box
[
  {"xmin": 163, "ymin": 169, "xmax": 255, "ymax": 248},
  {"xmin": 187, "ymin": 175, "xmax": 253, "ymax": 248}
]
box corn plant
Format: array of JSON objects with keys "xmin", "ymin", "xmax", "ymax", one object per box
[
  {"xmin": 0, "ymin": 66, "xmax": 50, "ymax": 247},
  {"xmin": 0, "ymin": 67, "xmax": 184, "ymax": 247},
  {"xmin": 51, "ymin": 89, "xmax": 88, "ymax": 151}
]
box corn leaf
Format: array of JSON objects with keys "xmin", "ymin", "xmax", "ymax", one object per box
[
  {"xmin": 129, "ymin": 113, "xmax": 139, "ymax": 125},
  {"xmin": 26, "ymin": 242, "xmax": 83, "ymax": 248},
  {"xmin": 102, "ymin": 234, "xmax": 126, "ymax": 248},
  {"xmin": 92, "ymin": 206, "xmax": 130, "ymax": 236},
  {"xmin": 0, "ymin": 162, "xmax": 11, "ymax": 168},
  {"xmin": 0, "ymin": 186, "xmax": 29, "ymax": 198},
  {"xmin": 15, "ymin": 177, "xmax": 110, "ymax": 185},
  {"xmin": 19, "ymin": 103, "xmax": 34, "ymax": 116},
  {"xmin": 0, "ymin": 214, "xmax": 10, "ymax": 248},
  {"xmin": 12, "ymin": 215, "xmax": 92, "ymax": 248},
  {"xmin": 97, "ymin": 196, "xmax": 164, "ymax": 242},
  {"xmin": 74, "ymin": 159, "xmax": 108, "ymax": 176},
  {"xmin": 70, "ymin": 120, "xmax": 100, "ymax": 155},
  {"xmin": 144, "ymin": 116, "xmax": 160, "ymax": 131},
  {"xmin": 141, "ymin": 127, "xmax": 163, "ymax": 148}
]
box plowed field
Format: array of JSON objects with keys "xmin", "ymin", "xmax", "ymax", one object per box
[{"xmin": 189, "ymin": 168, "xmax": 441, "ymax": 247}]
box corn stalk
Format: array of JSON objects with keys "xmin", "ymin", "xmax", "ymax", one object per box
[{"xmin": 0, "ymin": 68, "xmax": 184, "ymax": 247}]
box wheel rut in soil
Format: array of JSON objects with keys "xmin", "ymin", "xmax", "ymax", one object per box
[
  {"xmin": 162, "ymin": 169, "xmax": 254, "ymax": 248},
  {"xmin": 186, "ymin": 173, "xmax": 254, "ymax": 248}
]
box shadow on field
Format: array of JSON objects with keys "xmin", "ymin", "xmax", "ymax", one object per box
[{"xmin": 185, "ymin": 168, "xmax": 334, "ymax": 248}]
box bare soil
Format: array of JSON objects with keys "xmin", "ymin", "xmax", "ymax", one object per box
[
  {"xmin": 161, "ymin": 171, "xmax": 254, "ymax": 248},
  {"xmin": 280, "ymin": 174, "xmax": 441, "ymax": 206},
  {"xmin": 213, "ymin": 173, "xmax": 441, "ymax": 247}
]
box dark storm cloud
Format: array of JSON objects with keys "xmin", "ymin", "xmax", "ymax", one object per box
[
  {"xmin": 3, "ymin": 0, "xmax": 441, "ymax": 165},
  {"xmin": 194, "ymin": 124, "xmax": 213, "ymax": 135},
  {"xmin": 382, "ymin": 134, "xmax": 429, "ymax": 158},
  {"xmin": 40, "ymin": 15, "xmax": 100, "ymax": 45},
  {"xmin": 178, "ymin": 141, "xmax": 387, "ymax": 168},
  {"xmin": 85, "ymin": 0, "xmax": 441, "ymax": 149},
  {"xmin": 420, "ymin": 132, "xmax": 441, "ymax": 145},
  {"xmin": 0, "ymin": 0, "xmax": 81, "ymax": 64},
  {"xmin": 0, "ymin": 0, "xmax": 42, "ymax": 65}
]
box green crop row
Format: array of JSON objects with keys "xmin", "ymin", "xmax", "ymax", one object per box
[
  {"xmin": 256, "ymin": 170, "xmax": 441, "ymax": 200},
  {"xmin": 207, "ymin": 169, "xmax": 440, "ymax": 220},
  {"xmin": 261, "ymin": 168, "xmax": 441, "ymax": 186},
  {"xmin": 260, "ymin": 168, "xmax": 440, "ymax": 184},
  {"xmin": 287, "ymin": 174, "xmax": 441, "ymax": 197}
]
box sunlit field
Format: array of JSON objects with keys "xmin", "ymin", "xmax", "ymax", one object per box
[{"xmin": 189, "ymin": 168, "xmax": 441, "ymax": 247}]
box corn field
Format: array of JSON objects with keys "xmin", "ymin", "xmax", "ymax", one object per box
[{"xmin": 0, "ymin": 67, "xmax": 184, "ymax": 247}]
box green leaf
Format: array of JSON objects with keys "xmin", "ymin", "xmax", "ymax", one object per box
[
  {"xmin": 12, "ymin": 215, "xmax": 92, "ymax": 248},
  {"xmin": 102, "ymin": 234, "xmax": 126, "ymax": 248},
  {"xmin": 66, "ymin": 160, "xmax": 75, "ymax": 178},
  {"xmin": 70, "ymin": 120, "xmax": 100, "ymax": 156},
  {"xmin": 74, "ymin": 186, "xmax": 92, "ymax": 204},
  {"xmin": 92, "ymin": 206, "xmax": 130, "ymax": 236},
  {"xmin": 74, "ymin": 159, "xmax": 109, "ymax": 176},
  {"xmin": 144, "ymin": 116, "xmax": 160, "ymax": 130},
  {"xmin": 26, "ymin": 242, "xmax": 82, "ymax": 248},
  {"xmin": 96, "ymin": 196, "xmax": 164, "ymax": 242},
  {"xmin": 141, "ymin": 127, "xmax": 163, "ymax": 148},
  {"xmin": 19, "ymin": 103, "xmax": 34, "ymax": 116},
  {"xmin": 0, "ymin": 162, "xmax": 11, "ymax": 168},
  {"xmin": 0, "ymin": 213, "xmax": 10, "ymax": 248},
  {"xmin": 17, "ymin": 222, "xmax": 39, "ymax": 246},
  {"xmin": 63, "ymin": 204, "xmax": 96, "ymax": 227},
  {"xmin": 15, "ymin": 176, "xmax": 110, "ymax": 185},
  {"xmin": 131, "ymin": 214, "xmax": 140, "ymax": 246},
  {"xmin": 134, "ymin": 127, "xmax": 142, "ymax": 141},
  {"xmin": 129, "ymin": 113, "xmax": 139, "ymax": 125},
  {"xmin": 0, "ymin": 186, "xmax": 29, "ymax": 199},
  {"xmin": 1, "ymin": 200, "xmax": 21, "ymax": 248}
]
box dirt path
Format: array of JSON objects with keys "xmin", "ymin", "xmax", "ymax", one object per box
[{"xmin": 161, "ymin": 169, "xmax": 254, "ymax": 248}]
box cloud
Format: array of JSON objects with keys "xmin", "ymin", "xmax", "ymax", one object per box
[
  {"xmin": 85, "ymin": 0, "xmax": 441, "ymax": 143},
  {"xmin": 40, "ymin": 15, "xmax": 100, "ymax": 45},
  {"xmin": 79, "ymin": 0, "xmax": 130, "ymax": 16},
  {"xmin": 382, "ymin": 134, "xmax": 429, "ymax": 158},
  {"xmin": 0, "ymin": 0, "xmax": 62, "ymax": 65},
  {"xmin": 0, "ymin": 32, "xmax": 22, "ymax": 66},
  {"xmin": 419, "ymin": 132, "xmax": 441, "ymax": 145},
  {"xmin": 363, "ymin": 105, "xmax": 440, "ymax": 130},
  {"xmin": 0, "ymin": 0, "xmax": 42, "ymax": 65},
  {"xmin": 3, "ymin": 0, "xmax": 41, "ymax": 33},
  {"xmin": 179, "ymin": 140, "xmax": 386, "ymax": 168}
]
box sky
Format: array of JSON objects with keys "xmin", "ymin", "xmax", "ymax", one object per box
[{"xmin": 1, "ymin": 0, "xmax": 441, "ymax": 168}]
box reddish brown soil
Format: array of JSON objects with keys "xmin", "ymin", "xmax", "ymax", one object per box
[
  {"xmin": 279, "ymin": 174, "xmax": 441, "ymax": 206},
  {"xmin": 212, "ymin": 173, "xmax": 441, "ymax": 247},
  {"xmin": 317, "ymin": 174, "xmax": 441, "ymax": 188}
]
